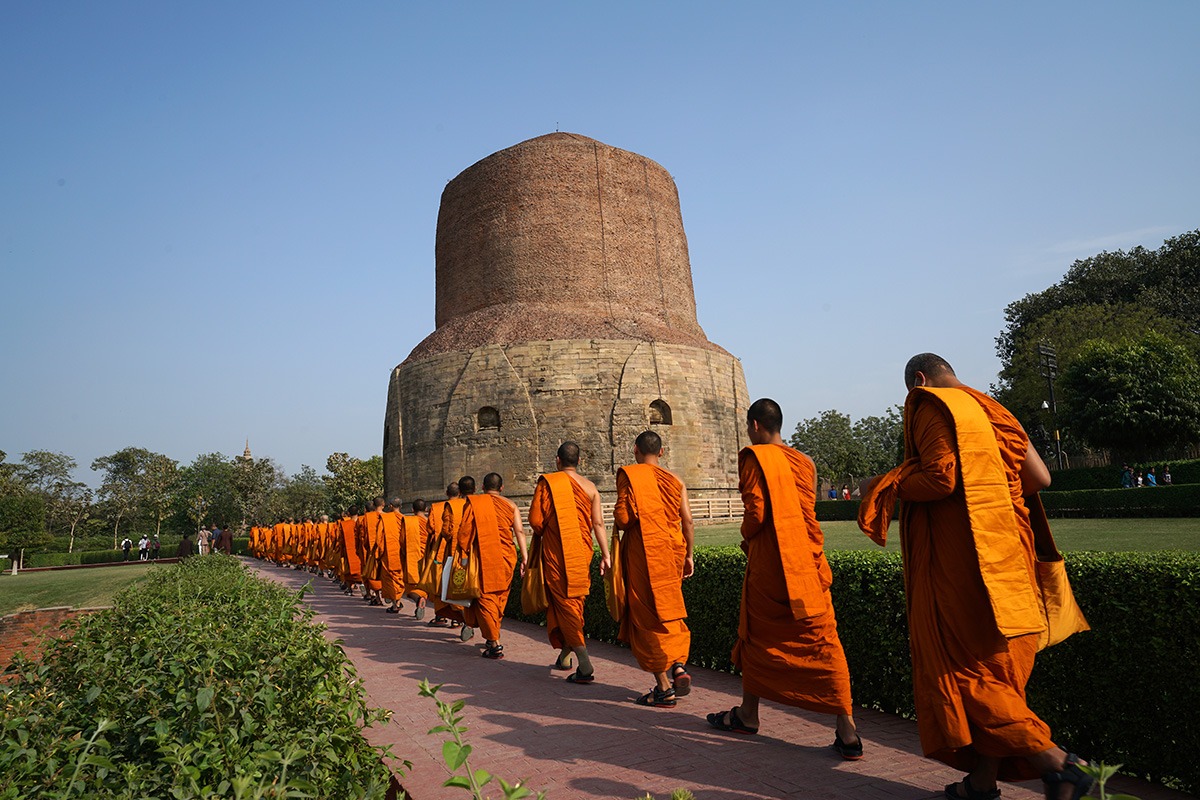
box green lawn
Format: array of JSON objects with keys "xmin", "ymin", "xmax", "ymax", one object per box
[
  {"xmin": 694, "ymin": 517, "xmax": 1200, "ymax": 552},
  {"xmin": 0, "ymin": 563, "xmax": 161, "ymax": 615}
]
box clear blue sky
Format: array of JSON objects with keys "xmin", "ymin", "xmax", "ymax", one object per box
[{"xmin": 3, "ymin": 2, "xmax": 1198, "ymax": 485}]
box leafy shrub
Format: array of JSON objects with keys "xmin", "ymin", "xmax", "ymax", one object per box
[
  {"xmin": 1041, "ymin": 484, "xmax": 1200, "ymax": 517},
  {"xmin": 1045, "ymin": 458, "xmax": 1199, "ymax": 491},
  {"xmin": 814, "ymin": 499, "xmax": 861, "ymax": 521},
  {"xmin": 0, "ymin": 555, "xmax": 398, "ymax": 799},
  {"xmin": 507, "ymin": 547, "xmax": 1200, "ymax": 793},
  {"xmin": 24, "ymin": 551, "xmax": 82, "ymax": 567}
]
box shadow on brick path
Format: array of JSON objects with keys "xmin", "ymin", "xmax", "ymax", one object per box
[{"xmin": 247, "ymin": 560, "xmax": 1191, "ymax": 800}]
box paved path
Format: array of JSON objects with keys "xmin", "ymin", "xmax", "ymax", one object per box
[{"xmin": 249, "ymin": 561, "xmax": 1190, "ymax": 800}]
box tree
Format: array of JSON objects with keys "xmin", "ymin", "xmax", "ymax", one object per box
[
  {"xmin": 279, "ymin": 465, "xmax": 330, "ymax": 520},
  {"xmin": 995, "ymin": 230, "xmax": 1200, "ymax": 424},
  {"xmin": 0, "ymin": 492, "xmax": 49, "ymax": 566},
  {"xmin": 59, "ymin": 482, "xmax": 93, "ymax": 554},
  {"xmin": 323, "ymin": 453, "xmax": 384, "ymax": 513},
  {"xmin": 175, "ymin": 453, "xmax": 238, "ymax": 532},
  {"xmin": 790, "ymin": 410, "xmax": 859, "ymax": 486},
  {"xmin": 14, "ymin": 451, "xmax": 86, "ymax": 546},
  {"xmin": 92, "ymin": 447, "xmax": 152, "ymax": 549},
  {"xmin": 852, "ymin": 407, "xmax": 904, "ymax": 477},
  {"xmin": 1059, "ymin": 332, "xmax": 1200, "ymax": 462},
  {"xmin": 141, "ymin": 454, "xmax": 180, "ymax": 539},
  {"xmin": 231, "ymin": 454, "xmax": 281, "ymax": 531}
]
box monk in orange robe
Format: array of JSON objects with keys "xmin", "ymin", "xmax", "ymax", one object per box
[
  {"xmin": 459, "ymin": 473, "xmax": 528, "ymax": 659},
  {"xmin": 333, "ymin": 507, "xmax": 360, "ymax": 594},
  {"xmin": 613, "ymin": 430, "xmax": 695, "ymax": 707},
  {"xmin": 427, "ymin": 483, "xmax": 466, "ymax": 628},
  {"xmin": 378, "ymin": 499, "xmax": 407, "ymax": 614},
  {"xmin": 858, "ymin": 354, "xmax": 1093, "ymax": 800},
  {"xmin": 360, "ymin": 497, "xmax": 385, "ymax": 606},
  {"xmin": 528, "ymin": 441, "xmax": 610, "ymax": 684},
  {"xmin": 399, "ymin": 501, "xmax": 429, "ymax": 620},
  {"xmin": 707, "ymin": 398, "xmax": 862, "ymax": 760}
]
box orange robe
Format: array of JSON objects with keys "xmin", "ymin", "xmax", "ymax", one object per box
[
  {"xmin": 460, "ymin": 494, "xmax": 519, "ymax": 641},
  {"xmin": 378, "ymin": 511, "xmax": 405, "ymax": 602},
  {"xmin": 528, "ymin": 472, "xmax": 594, "ymax": 649},
  {"xmin": 613, "ymin": 463, "xmax": 690, "ymax": 673},
  {"xmin": 339, "ymin": 516, "xmax": 361, "ymax": 583},
  {"xmin": 360, "ymin": 510, "xmax": 383, "ymax": 592},
  {"xmin": 401, "ymin": 514, "xmax": 428, "ymax": 599},
  {"xmin": 858, "ymin": 385, "xmax": 1087, "ymax": 780},
  {"xmin": 272, "ymin": 522, "xmax": 287, "ymax": 563},
  {"xmin": 734, "ymin": 444, "xmax": 853, "ymax": 716},
  {"xmin": 435, "ymin": 499, "xmax": 468, "ymax": 622}
]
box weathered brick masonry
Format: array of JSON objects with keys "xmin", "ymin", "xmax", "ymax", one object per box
[{"xmin": 386, "ymin": 133, "xmax": 750, "ymax": 501}]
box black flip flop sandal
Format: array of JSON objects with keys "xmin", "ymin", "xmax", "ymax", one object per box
[{"xmin": 705, "ymin": 707, "xmax": 758, "ymax": 735}]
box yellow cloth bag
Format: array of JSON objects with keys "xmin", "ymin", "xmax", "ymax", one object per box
[
  {"xmin": 604, "ymin": 527, "xmax": 625, "ymax": 623},
  {"xmin": 520, "ymin": 536, "xmax": 549, "ymax": 615},
  {"xmin": 443, "ymin": 544, "xmax": 482, "ymax": 602}
]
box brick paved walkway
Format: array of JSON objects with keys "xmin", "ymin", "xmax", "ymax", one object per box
[{"xmin": 250, "ymin": 561, "xmax": 1190, "ymax": 800}]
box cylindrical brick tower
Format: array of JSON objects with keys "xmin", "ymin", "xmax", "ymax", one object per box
[{"xmin": 385, "ymin": 133, "xmax": 749, "ymax": 501}]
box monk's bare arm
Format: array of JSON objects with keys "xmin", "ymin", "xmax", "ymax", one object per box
[
  {"xmin": 679, "ymin": 482, "xmax": 695, "ymax": 579},
  {"xmin": 511, "ymin": 505, "xmax": 528, "ymax": 574},
  {"xmin": 1020, "ymin": 441, "xmax": 1052, "ymax": 495},
  {"xmin": 896, "ymin": 405, "xmax": 958, "ymax": 502},
  {"xmin": 589, "ymin": 486, "xmax": 611, "ymax": 567}
]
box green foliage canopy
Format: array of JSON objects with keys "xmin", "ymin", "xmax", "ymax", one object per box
[{"xmin": 1059, "ymin": 332, "xmax": 1200, "ymax": 461}]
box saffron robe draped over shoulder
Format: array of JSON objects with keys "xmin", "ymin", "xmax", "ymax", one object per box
[
  {"xmin": 734, "ymin": 444, "xmax": 853, "ymax": 716},
  {"xmin": 400, "ymin": 515, "xmax": 427, "ymax": 599},
  {"xmin": 613, "ymin": 463, "xmax": 690, "ymax": 674},
  {"xmin": 432, "ymin": 498, "xmax": 468, "ymax": 622},
  {"xmin": 360, "ymin": 510, "xmax": 383, "ymax": 592},
  {"xmin": 857, "ymin": 385, "xmax": 1088, "ymax": 780},
  {"xmin": 378, "ymin": 511, "xmax": 405, "ymax": 602},
  {"xmin": 340, "ymin": 517, "xmax": 361, "ymax": 584},
  {"xmin": 529, "ymin": 471, "xmax": 594, "ymax": 649},
  {"xmin": 460, "ymin": 494, "xmax": 519, "ymax": 641}
]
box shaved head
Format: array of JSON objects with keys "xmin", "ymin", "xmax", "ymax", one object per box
[
  {"xmin": 458, "ymin": 475, "xmax": 476, "ymax": 495},
  {"xmin": 483, "ymin": 472, "xmax": 503, "ymax": 492},
  {"xmin": 634, "ymin": 430, "xmax": 662, "ymax": 456},
  {"xmin": 412, "ymin": 498, "xmax": 429, "ymax": 513},
  {"xmin": 905, "ymin": 353, "xmax": 956, "ymax": 390},
  {"xmin": 446, "ymin": 482, "xmax": 460, "ymax": 498},
  {"xmin": 747, "ymin": 398, "xmax": 783, "ymax": 435},
  {"xmin": 557, "ymin": 441, "xmax": 580, "ymax": 468}
]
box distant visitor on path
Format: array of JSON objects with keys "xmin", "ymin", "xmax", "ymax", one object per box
[
  {"xmin": 707, "ymin": 399, "xmax": 862, "ymax": 761},
  {"xmin": 121, "ymin": 537, "xmax": 132, "ymax": 561},
  {"xmin": 858, "ymin": 353, "xmax": 1094, "ymax": 800},
  {"xmin": 613, "ymin": 430, "xmax": 695, "ymax": 708},
  {"xmin": 528, "ymin": 441, "xmax": 611, "ymax": 685}
]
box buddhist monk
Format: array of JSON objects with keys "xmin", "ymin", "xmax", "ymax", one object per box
[
  {"xmin": 360, "ymin": 497, "xmax": 386, "ymax": 606},
  {"xmin": 338, "ymin": 507, "xmax": 362, "ymax": 595},
  {"xmin": 857, "ymin": 354, "xmax": 1093, "ymax": 800},
  {"xmin": 528, "ymin": 441, "xmax": 610, "ymax": 684},
  {"xmin": 399, "ymin": 500, "xmax": 429, "ymax": 620},
  {"xmin": 378, "ymin": 498, "xmax": 407, "ymax": 614},
  {"xmin": 614, "ymin": 430, "xmax": 695, "ymax": 707},
  {"xmin": 428, "ymin": 483, "xmax": 465, "ymax": 628},
  {"xmin": 458, "ymin": 473, "xmax": 528, "ymax": 659},
  {"xmin": 706, "ymin": 399, "xmax": 862, "ymax": 761}
]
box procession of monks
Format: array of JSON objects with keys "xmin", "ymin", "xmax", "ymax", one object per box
[{"xmin": 245, "ymin": 352, "xmax": 1097, "ymax": 800}]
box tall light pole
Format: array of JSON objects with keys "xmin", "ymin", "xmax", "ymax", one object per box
[{"xmin": 1038, "ymin": 342, "xmax": 1065, "ymax": 470}]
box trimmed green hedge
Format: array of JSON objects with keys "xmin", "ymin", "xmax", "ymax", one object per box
[
  {"xmin": 1046, "ymin": 458, "xmax": 1200, "ymax": 491},
  {"xmin": 0, "ymin": 555, "xmax": 396, "ymax": 799},
  {"xmin": 507, "ymin": 548, "xmax": 1200, "ymax": 793},
  {"xmin": 1040, "ymin": 484, "xmax": 1200, "ymax": 517},
  {"xmin": 814, "ymin": 499, "xmax": 861, "ymax": 521}
]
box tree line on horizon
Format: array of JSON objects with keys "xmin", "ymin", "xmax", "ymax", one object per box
[{"xmin": 0, "ymin": 448, "xmax": 384, "ymax": 559}]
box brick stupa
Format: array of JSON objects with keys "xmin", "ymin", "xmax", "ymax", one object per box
[{"xmin": 384, "ymin": 133, "xmax": 749, "ymax": 500}]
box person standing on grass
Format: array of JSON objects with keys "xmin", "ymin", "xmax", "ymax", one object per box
[
  {"xmin": 858, "ymin": 353, "xmax": 1094, "ymax": 800},
  {"xmin": 613, "ymin": 430, "xmax": 695, "ymax": 708},
  {"xmin": 707, "ymin": 398, "xmax": 862, "ymax": 761}
]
